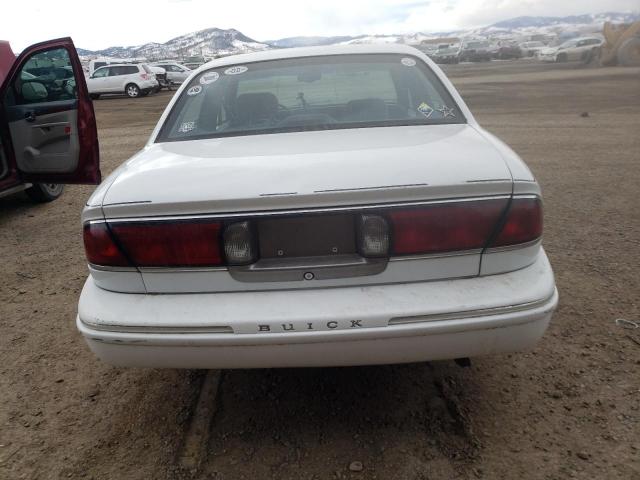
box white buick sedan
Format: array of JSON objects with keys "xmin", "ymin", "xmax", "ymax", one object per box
[{"xmin": 78, "ymin": 45, "xmax": 558, "ymax": 369}]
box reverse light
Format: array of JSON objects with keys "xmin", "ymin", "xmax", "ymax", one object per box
[
  {"xmin": 357, "ymin": 214, "xmax": 389, "ymax": 257},
  {"xmin": 223, "ymin": 221, "xmax": 257, "ymax": 265}
]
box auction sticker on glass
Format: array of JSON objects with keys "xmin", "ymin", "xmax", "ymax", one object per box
[
  {"xmin": 187, "ymin": 85, "xmax": 202, "ymax": 96},
  {"xmin": 224, "ymin": 65, "xmax": 248, "ymax": 75},
  {"xmin": 199, "ymin": 71, "xmax": 219, "ymax": 85}
]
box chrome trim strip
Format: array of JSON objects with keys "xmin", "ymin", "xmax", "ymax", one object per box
[
  {"xmin": 88, "ymin": 194, "xmax": 519, "ymax": 224},
  {"xmin": 389, "ymin": 249, "xmax": 482, "ymax": 261},
  {"xmin": 259, "ymin": 192, "xmax": 297, "ymax": 197},
  {"xmin": 484, "ymin": 238, "xmax": 541, "ymax": 254},
  {"xmin": 466, "ymin": 179, "xmax": 511, "ymax": 183},
  {"xmin": 388, "ymin": 292, "xmax": 555, "ymax": 326},
  {"xmin": 89, "ymin": 263, "xmax": 229, "ymax": 274},
  {"xmin": 314, "ymin": 183, "xmax": 429, "ymax": 193},
  {"xmin": 80, "ymin": 318, "xmax": 234, "ymax": 334},
  {"xmin": 89, "ymin": 263, "xmax": 138, "ymax": 272},
  {"xmin": 139, "ymin": 266, "xmax": 229, "ymax": 273}
]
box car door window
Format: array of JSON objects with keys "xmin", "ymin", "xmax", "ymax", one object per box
[
  {"xmin": 108, "ymin": 66, "xmax": 124, "ymax": 76},
  {"xmin": 6, "ymin": 48, "xmax": 77, "ymax": 105},
  {"xmin": 92, "ymin": 67, "xmax": 109, "ymax": 78}
]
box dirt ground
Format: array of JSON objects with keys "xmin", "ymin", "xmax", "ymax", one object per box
[{"xmin": 1, "ymin": 59, "xmax": 639, "ymax": 480}]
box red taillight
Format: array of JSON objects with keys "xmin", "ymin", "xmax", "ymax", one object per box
[
  {"xmin": 83, "ymin": 223, "xmax": 130, "ymax": 266},
  {"xmin": 140, "ymin": 73, "xmax": 149, "ymax": 80},
  {"xmin": 110, "ymin": 221, "xmax": 223, "ymax": 267},
  {"xmin": 490, "ymin": 197, "xmax": 542, "ymax": 247},
  {"xmin": 388, "ymin": 199, "xmax": 508, "ymax": 255}
]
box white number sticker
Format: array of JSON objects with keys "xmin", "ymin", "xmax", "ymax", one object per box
[
  {"xmin": 199, "ymin": 71, "xmax": 219, "ymax": 85},
  {"xmin": 224, "ymin": 65, "xmax": 248, "ymax": 75},
  {"xmin": 187, "ymin": 85, "xmax": 202, "ymax": 96},
  {"xmin": 401, "ymin": 57, "xmax": 416, "ymax": 67}
]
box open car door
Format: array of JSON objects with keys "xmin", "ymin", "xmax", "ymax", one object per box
[{"xmin": 0, "ymin": 37, "xmax": 100, "ymax": 184}]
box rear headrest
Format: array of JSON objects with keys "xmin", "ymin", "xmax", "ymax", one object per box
[
  {"xmin": 234, "ymin": 92, "xmax": 279, "ymax": 126},
  {"xmin": 345, "ymin": 98, "xmax": 387, "ymax": 121}
]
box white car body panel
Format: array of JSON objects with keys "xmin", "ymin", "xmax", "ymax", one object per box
[
  {"xmin": 78, "ymin": 251, "xmax": 557, "ymax": 369},
  {"xmin": 78, "ymin": 44, "xmax": 557, "ymax": 368},
  {"xmin": 100, "ymin": 124, "xmax": 512, "ymax": 218}
]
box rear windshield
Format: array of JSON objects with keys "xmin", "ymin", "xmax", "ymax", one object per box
[
  {"xmin": 157, "ymin": 54, "xmax": 464, "ymax": 142},
  {"xmin": 142, "ymin": 64, "xmax": 152, "ymax": 74}
]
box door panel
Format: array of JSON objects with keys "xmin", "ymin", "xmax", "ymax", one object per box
[
  {"xmin": 8, "ymin": 103, "xmax": 79, "ymax": 173},
  {"xmin": 0, "ymin": 37, "xmax": 100, "ymax": 184}
]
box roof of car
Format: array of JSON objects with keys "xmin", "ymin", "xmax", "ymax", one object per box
[
  {"xmin": 95, "ymin": 63, "xmax": 142, "ymax": 68},
  {"xmin": 194, "ymin": 44, "xmax": 423, "ymax": 74}
]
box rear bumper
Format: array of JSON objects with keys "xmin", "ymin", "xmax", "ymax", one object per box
[{"xmin": 77, "ymin": 251, "xmax": 558, "ymax": 369}]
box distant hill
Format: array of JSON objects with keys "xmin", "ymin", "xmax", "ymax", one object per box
[
  {"xmin": 491, "ymin": 12, "xmax": 639, "ymax": 29},
  {"xmin": 78, "ymin": 28, "xmax": 269, "ymax": 59}
]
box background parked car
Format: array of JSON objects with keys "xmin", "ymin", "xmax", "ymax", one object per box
[
  {"xmin": 538, "ymin": 37, "xmax": 604, "ymax": 63},
  {"xmin": 494, "ymin": 44, "xmax": 522, "ymax": 60},
  {"xmin": 519, "ymin": 41, "xmax": 546, "ymax": 57},
  {"xmin": 150, "ymin": 62, "xmax": 191, "ymax": 86},
  {"xmin": 87, "ymin": 57, "xmax": 147, "ymax": 76},
  {"xmin": 87, "ymin": 63, "xmax": 158, "ymax": 98},
  {"xmin": 459, "ymin": 40, "xmax": 492, "ymax": 62},
  {"xmin": 149, "ymin": 65, "xmax": 170, "ymax": 91},
  {"xmin": 430, "ymin": 44, "xmax": 461, "ymax": 64}
]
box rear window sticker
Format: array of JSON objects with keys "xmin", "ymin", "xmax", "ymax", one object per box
[
  {"xmin": 401, "ymin": 57, "xmax": 416, "ymax": 67},
  {"xmin": 187, "ymin": 85, "xmax": 202, "ymax": 96},
  {"xmin": 199, "ymin": 71, "xmax": 219, "ymax": 85},
  {"xmin": 178, "ymin": 121, "xmax": 196, "ymax": 133},
  {"xmin": 225, "ymin": 65, "xmax": 248, "ymax": 75},
  {"xmin": 437, "ymin": 105, "xmax": 455, "ymax": 118},
  {"xmin": 417, "ymin": 102, "xmax": 434, "ymax": 118}
]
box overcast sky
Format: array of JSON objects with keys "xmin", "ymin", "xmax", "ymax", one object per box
[{"xmin": 4, "ymin": 0, "xmax": 638, "ymax": 51}]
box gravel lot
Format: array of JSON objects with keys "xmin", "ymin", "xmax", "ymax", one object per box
[{"xmin": 1, "ymin": 59, "xmax": 639, "ymax": 480}]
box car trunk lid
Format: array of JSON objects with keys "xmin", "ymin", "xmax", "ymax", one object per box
[{"xmin": 101, "ymin": 124, "xmax": 512, "ymax": 218}]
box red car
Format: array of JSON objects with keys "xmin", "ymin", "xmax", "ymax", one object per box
[{"xmin": 0, "ymin": 38, "xmax": 100, "ymax": 202}]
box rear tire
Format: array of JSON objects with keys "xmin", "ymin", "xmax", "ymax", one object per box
[
  {"xmin": 25, "ymin": 183, "xmax": 64, "ymax": 203},
  {"xmin": 125, "ymin": 83, "xmax": 140, "ymax": 98},
  {"xmin": 617, "ymin": 37, "xmax": 640, "ymax": 67}
]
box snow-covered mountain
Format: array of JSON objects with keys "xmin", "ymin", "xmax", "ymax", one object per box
[
  {"xmin": 78, "ymin": 28, "xmax": 269, "ymax": 59},
  {"xmin": 490, "ymin": 12, "xmax": 638, "ymax": 29},
  {"xmin": 78, "ymin": 11, "xmax": 638, "ymax": 59},
  {"xmin": 463, "ymin": 11, "xmax": 639, "ymax": 41},
  {"xmin": 267, "ymin": 36, "xmax": 359, "ymax": 48}
]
